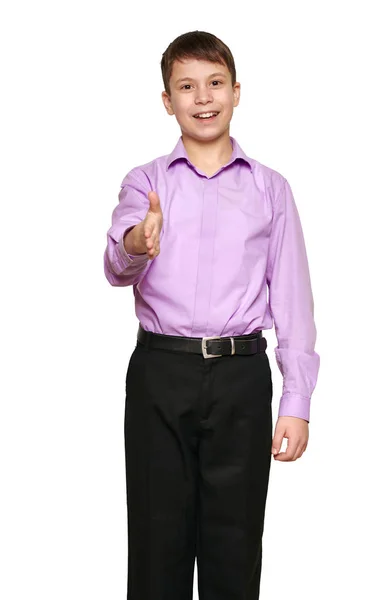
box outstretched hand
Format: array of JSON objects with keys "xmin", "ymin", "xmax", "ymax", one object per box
[
  {"xmin": 143, "ymin": 191, "xmax": 163, "ymax": 260},
  {"xmin": 271, "ymin": 416, "xmax": 309, "ymax": 461},
  {"xmin": 126, "ymin": 190, "xmax": 164, "ymax": 259}
]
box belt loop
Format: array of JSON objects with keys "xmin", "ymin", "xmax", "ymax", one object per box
[
  {"xmin": 257, "ymin": 331, "xmax": 263, "ymax": 354},
  {"xmin": 139, "ymin": 323, "xmax": 152, "ymax": 352},
  {"xmin": 145, "ymin": 331, "xmax": 151, "ymax": 352}
]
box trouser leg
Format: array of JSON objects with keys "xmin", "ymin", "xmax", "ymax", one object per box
[
  {"xmin": 124, "ymin": 342, "xmax": 203, "ymax": 600},
  {"xmin": 196, "ymin": 352, "xmax": 273, "ymax": 600}
]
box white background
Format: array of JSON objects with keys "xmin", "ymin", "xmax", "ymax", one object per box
[{"xmin": 1, "ymin": 1, "xmax": 391, "ymax": 598}]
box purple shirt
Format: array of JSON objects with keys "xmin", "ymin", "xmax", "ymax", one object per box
[{"xmin": 104, "ymin": 135, "xmax": 320, "ymax": 422}]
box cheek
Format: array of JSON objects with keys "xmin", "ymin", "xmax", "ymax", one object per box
[
  {"xmin": 178, "ymin": 105, "xmax": 193, "ymax": 119},
  {"xmin": 218, "ymin": 95, "xmax": 233, "ymax": 111}
]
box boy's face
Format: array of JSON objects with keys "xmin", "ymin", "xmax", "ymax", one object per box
[{"xmin": 162, "ymin": 58, "xmax": 240, "ymax": 142}]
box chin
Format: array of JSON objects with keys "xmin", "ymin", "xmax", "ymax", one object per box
[{"xmin": 190, "ymin": 122, "xmax": 229, "ymax": 137}]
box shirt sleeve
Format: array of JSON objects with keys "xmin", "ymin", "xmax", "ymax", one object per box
[
  {"xmin": 266, "ymin": 177, "xmax": 320, "ymax": 422},
  {"xmin": 103, "ymin": 170, "xmax": 151, "ymax": 287}
]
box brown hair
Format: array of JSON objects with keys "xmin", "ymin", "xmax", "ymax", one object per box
[{"xmin": 161, "ymin": 31, "xmax": 237, "ymax": 96}]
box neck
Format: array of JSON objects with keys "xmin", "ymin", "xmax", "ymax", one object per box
[{"xmin": 181, "ymin": 132, "xmax": 233, "ymax": 168}]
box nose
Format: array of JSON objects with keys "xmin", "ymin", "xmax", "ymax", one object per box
[{"xmin": 194, "ymin": 85, "xmax": 214, "ymax": 104}]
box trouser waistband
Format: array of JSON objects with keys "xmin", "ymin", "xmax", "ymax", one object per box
[{"xmin": 136, "ymin": 324, "xmax": 267, "ymax": 359}]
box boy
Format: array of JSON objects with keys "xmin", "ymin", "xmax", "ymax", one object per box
[{"xmin": 104, "ymin": 30, "xmax": 320, "ymax": 600}]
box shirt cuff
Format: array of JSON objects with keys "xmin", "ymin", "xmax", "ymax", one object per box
[{"xmin": 278, "ymin": 392, "xmax": 311, "ymax": 422}]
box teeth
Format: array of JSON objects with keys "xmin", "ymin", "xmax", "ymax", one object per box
[{"xmin": 194, "ymin": 112, "xmax": 218, "ymax": 118}]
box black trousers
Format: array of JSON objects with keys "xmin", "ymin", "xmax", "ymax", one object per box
[{"xmin": 124, "ymin": 334, "xmax": 273, "ymax": 600}]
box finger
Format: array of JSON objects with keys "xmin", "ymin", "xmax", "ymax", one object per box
[
  {"xmin": 286, "ymin": 434, "xmax": 301, "ymax": 460},
  {"xmin": 148, "ymin": 226, "xmax": 157, "ymax": 241},
  {"xmin": 148, "ymin": 190, "xmax": 159, "ymax": 201},
  {"xmin": 272, "ymin": 423, "xmax": 285, "ymax": 446},
  {"xmin": 278, "ymin": 437, "xmax": 300, "ymax": 461},
  {"xmin": 145, "ymin": 217, "xmax": 160, "ymax": 237},
  {"xmin": 292, "ymin": 443, "xmax": 305, "ymax": 461},
  {"xmin": 148, "ymin": 190, "xmax": 161, "ymax": 210},
  {"xmin": 149, "ymin": 231, "xmax": 160, "ymax": 251},
  {"xmin": 147, "ymin": 227, "xmax": 157, "ymax": 242},
  {"xmin": 144, "ymin": 224, "xmax": 153, "ymax": 238},
  {"xmin": 291, "ymin": 446, "xmax": 301, "ymax": 461},
  {"xmin": 152, "ymin": 242, "xmax": 160, "ymax": 257},
  {"xmin": 147, "ymin": 234, "xmax": 158, "ymax": 250}
]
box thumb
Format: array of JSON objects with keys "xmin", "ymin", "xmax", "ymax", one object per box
[
  {"xmin": 271, "ymin": 428, "xmax": 284, "ymax": 456},
  {"xmin": 148, "ymin": 190, "xmax": 161, "ymax": 211}
]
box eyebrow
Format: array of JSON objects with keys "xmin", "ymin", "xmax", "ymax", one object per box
[{"xmin": 175, "ymin": 72, "xmax": 227, "ymax": 85}]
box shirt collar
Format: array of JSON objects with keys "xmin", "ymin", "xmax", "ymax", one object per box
[{"xmin": 166, "ymin": 135, "xmax": 253, "ymax": 173}]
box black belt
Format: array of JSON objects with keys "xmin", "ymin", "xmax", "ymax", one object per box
[{"xmin": 137, "ymin": 324, "xmax": 267, "ymax": 359}]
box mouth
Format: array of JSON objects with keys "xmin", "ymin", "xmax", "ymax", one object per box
[{"xmin": 193, "ymin": 111, "xmax": 220, "ymax": 122}]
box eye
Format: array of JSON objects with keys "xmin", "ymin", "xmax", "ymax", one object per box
[{"xmin": 180, "ymin": 80, "xmax": 223, "ymax": 90}]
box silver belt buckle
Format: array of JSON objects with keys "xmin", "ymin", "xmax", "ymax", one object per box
[{"xmin": 201, "ymin": 336, "xmax": 235, "ymax": 359}]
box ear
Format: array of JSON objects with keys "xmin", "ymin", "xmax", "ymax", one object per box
[
  {"xmin": 162, "ymin": 91, "xmax": 175, "ymax": 116},
  {"xmin": 233, "ymin": 82, "xmax": 241, "ymax": 108}
]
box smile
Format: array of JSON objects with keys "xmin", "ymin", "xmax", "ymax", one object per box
[{"xmin": 193, "ymin": 112, "xmax": 220, "ymax": 121}]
